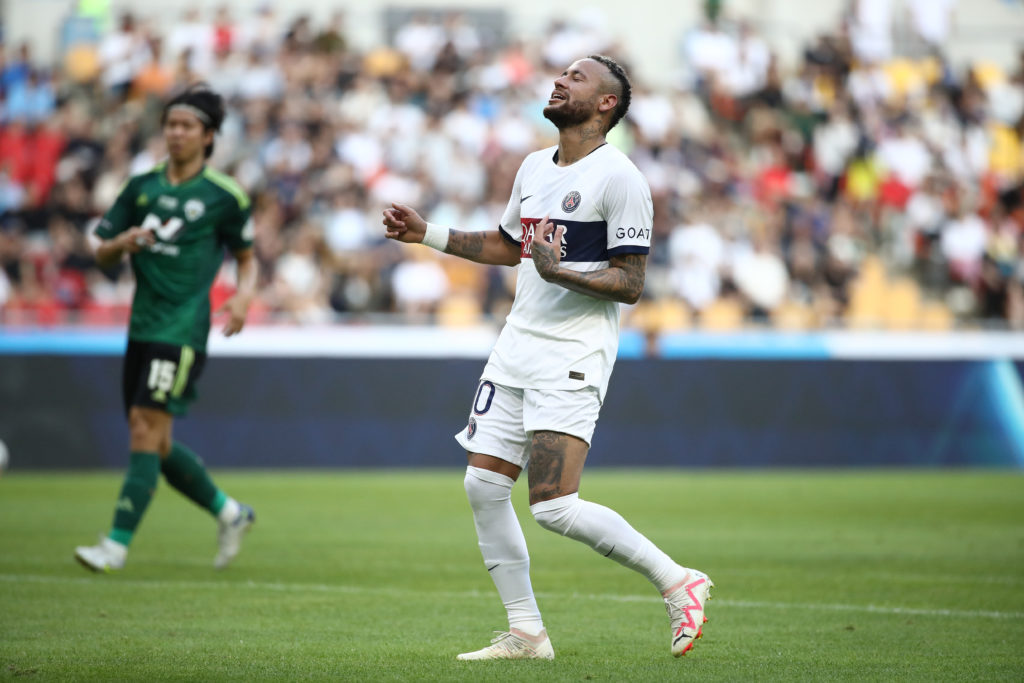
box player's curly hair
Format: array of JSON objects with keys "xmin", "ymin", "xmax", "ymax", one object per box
[
  {"xmin": 588, "ymin": 54, "xmax": 631, "ymax": 133},
  {"xmin": 161, "ymin": 83, "xmax": 226, "ymax": 158}
]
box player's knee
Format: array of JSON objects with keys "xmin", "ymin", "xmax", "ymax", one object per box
[
  {"xmin": 464, "ymin": 466, "xmax": 513, "ymax": 506},
  {"xmin": 128, "ymin": 408, "xmax": 168, "ymax": 453},
  {"xmin": 463, "ymin": 469, "xmax": 486, "ymax": 504},
  {"xmin": 128, "ymin": 412, "xmax": 154, "ymax": 439},
  {"xmin": 530, "ymin": 493, "xmax": 581, "ymax": 536}
]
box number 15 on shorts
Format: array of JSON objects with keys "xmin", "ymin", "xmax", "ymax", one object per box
[{"xmin": 148, "ymin": 359, "xmax": 176, "ymax": 402}]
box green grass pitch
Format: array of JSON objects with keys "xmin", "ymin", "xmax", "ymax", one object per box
[{"xmin": 1, "ymin": 469, "xmax": 1022, "ymax": 681}]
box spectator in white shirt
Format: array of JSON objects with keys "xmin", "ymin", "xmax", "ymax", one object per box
[{"xmin": 906, "ymin": 0, "xmax": 956, "ymax": 49}]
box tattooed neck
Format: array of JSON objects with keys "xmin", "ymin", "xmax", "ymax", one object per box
[
  {"xmin": 557, "ymin": 128, "xmax": 607, "ymax": 165},
  {"xmin": 579, "ymin": 125, "xmax": 602, "ymax": 142}
]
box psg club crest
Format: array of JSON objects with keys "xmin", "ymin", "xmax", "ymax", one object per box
[
  {"xmin": 561, "ymin": 190, "xmax": 581, "ymax": 213},
  {"xmin": 467, "ymin": 416, "xmax": 477, "ymax": 439}
]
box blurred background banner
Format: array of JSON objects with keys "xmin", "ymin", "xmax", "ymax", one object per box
[
  {"xmin": 1, "ymin": 328, "xmax": 1022, "ymax": 469},
  {"xmin": 2, "ymin": 0, "xmax": 1024, "ymax": 468}
]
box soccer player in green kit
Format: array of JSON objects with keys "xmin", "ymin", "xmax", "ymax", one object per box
[{"xmin": 75, "ymin": 84, "xmax": 258, "ymax": 572}]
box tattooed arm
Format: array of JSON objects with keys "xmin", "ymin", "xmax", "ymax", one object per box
[
  {"xmin": 531, "ymin": 217, "xmax": 646, "ymax": 304},
  {"xmin": 446, "ymin": 229, "xmax": 522, "ymax": 267},
  {"xmin": 383, "ymin": 202, "xmax": 521, "ymax": 266},
  {"xmin": 539, "ymin": 253, "xmax": 646, "ymax": 304}
]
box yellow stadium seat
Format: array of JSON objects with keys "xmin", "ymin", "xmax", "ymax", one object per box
[
  {"xmin": 772, "ymin": 300, "xmax": 814, "ymax": 330},
  {"xmin": 437, "ymin": 294, "xmax": 482, "ymax": 327},
  {"xmin": 919, "ymin": 57, "xmax": 942, "ymax": 86},
  {"xmin": 699, "ymin": 297, "xmax": 744, "ymax": 331},
  {"xmin": 988, "ymin": 123, "xmax": 1023, "ymax": 180},
  {"xmin": 440, "ymin": 255, "xmax": 483, "ymax": 294},
  {"xmin": 845, "ymin": 255, "xmax": 888, "ymax": 328},
  {"xmin": 859, "ymin": 255, "xmax": 886, "ymax": 286},
  {"xmin": 624, "ymin": 300, "xmax": 656, "ymax": 331},
  {"xmin": 919, "ymin": 300, "xmax": 954, "ymax": 331},
  {"xmin": 847, "ymin": 281, "xmax": 884, "ymax": 328},
  {"xmin": 626, "ymin": 298, "xmax": 691, "ymax": 333},
  {"xmin": 653, "ymin": 299, "xmax": 691, "ymax": 332},
  {"xmin": 882, "ymin": 58, "xmax": 926, "ymax": 101},
  {"xmin": 882, "ymin": 278, "xmax": 922, "ymax": 330},
  {"xmin": 972, "ymin": 61, "xmax": 1006, "ymax": 90}
]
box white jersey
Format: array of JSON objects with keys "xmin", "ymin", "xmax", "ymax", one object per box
[{"xmin": 481, "ymin": 143, "xmax": 653, "ymax": 401}]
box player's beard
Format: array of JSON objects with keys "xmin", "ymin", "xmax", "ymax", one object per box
[{"xmin": 543, "ymin": 95, "xmax": 598, "ymax": 130}]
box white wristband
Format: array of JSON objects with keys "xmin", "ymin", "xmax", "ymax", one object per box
[{"xmin": 421, "ymin": 222, "xmax": 449, "ymax": 252}]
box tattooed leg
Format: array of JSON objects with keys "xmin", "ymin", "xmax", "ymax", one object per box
[{"xmin": 527, "ymin": 431, "xmax": 588, "ymax": 505}]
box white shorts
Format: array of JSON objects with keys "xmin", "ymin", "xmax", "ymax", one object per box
[{"xmin": 454, "ymin": 380, "xmax": 602, "ymax": 469}]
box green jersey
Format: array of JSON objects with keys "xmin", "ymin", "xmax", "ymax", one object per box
[{"xmin": 96, "ymin": 164, "xmax": 253, "ymax": 351}]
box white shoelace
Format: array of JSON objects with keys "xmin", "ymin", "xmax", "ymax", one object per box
[{"xmin": 486, "ymin": 631, "xmax": 534, "ymax": 655}]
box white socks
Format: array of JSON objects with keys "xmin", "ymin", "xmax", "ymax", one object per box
[
  {"xmin": 464, "ymin": 466, "xmax": 545, "ymax": 636},
  {"xmin": 465, "ymin": 465, "xmax": 686, "ymax": 633},
  {"xmin": 217, "ymin": 497, "xmax": 241, "ymax": 525},
  {"xmin": 530, "ymin": 493, "xmax": 687, "ymax": 593},
  {"xmin": 101, "ymin": 537, "xmax": 128, "ymax": 559}
]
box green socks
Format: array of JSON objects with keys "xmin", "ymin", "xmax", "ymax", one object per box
[
  {"xmin": 110, "ymin": 451, "xmax": 161, "ymax": 546},
  {"xmin": 109, "ymin": 442, "xmax": 230, "ymax": 546},
  {"xmin": 161, "ymin": 441, "xmax": 225, "ymax": 515}
]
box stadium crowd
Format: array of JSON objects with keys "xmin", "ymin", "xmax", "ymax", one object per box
[{"xmin": 1, "ymin": 1, "xmax": 1023, "ymax": 331}]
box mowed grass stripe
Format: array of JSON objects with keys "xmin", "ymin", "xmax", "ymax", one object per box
[{"xmin": 4, "ymin": 573, "xmax": 1021, "ymax": 621}]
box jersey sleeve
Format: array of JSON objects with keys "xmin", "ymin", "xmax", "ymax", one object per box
[
  {"xmin": 497, "ymin": 161, "xmax": 526, "ymax": 245},
  {"xmin": 219, "ymin": 193, "xmax": 254, "ymax": 252},
  {"xmin": 94, "ymin": 178, "xmax": 137, "ymax": 240},
  {"xmin": 603, "ymin": 169, "xmax": 653, "ymax": 257}
]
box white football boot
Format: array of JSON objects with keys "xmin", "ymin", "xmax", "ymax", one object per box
[
  {"xmin": 74, "ymin": 537, "xmax": 128, "ymax": 573},
  {"xmin": 663, "ymin": 568, "xmax": 713, "ymax": 657},
  {"xmin": 456, "ymin": 629, "xmax": 555, "ymax": 660},
  {"xmin": 214, "ymin": 503, "xmax": 255, "ymax": 570}
]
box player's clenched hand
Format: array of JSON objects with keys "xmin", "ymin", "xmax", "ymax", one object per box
[
  {"xmin": 382, "ymin": 203, "xmax": 427, "ymax": 244},
  {"xmin": 118, "ymin": 227, "xmax": 156, "ymax": 254},
  {"xmin": 530, "ymin": 216, "xmax": 564, "ymax": 281},
  {"xmin": 216, "ymin": 295, "xmax": 250, "ymax": 337}
]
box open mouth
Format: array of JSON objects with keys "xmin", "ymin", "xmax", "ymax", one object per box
[{"xmin": 548, "ymin": 90, "xmax": 567, "ymax": 104}]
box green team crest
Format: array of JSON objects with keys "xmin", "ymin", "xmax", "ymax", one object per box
[{"xmin": 184, "ymin": 199, "xmax": 206, "ymax": 222}]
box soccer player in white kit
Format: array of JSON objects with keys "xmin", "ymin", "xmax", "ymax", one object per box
[{"xmin": 383, "ymin": 55, "xmax": 713, "ymax": 660}]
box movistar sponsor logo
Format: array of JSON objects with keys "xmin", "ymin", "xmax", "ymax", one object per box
[
  {"xmin": 150, "ymin": 243, "xmax": 180, "ymax": 256},
  {"xmin": 141, "ymin": 213, "xmax": 184, "ymax": 240}
]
